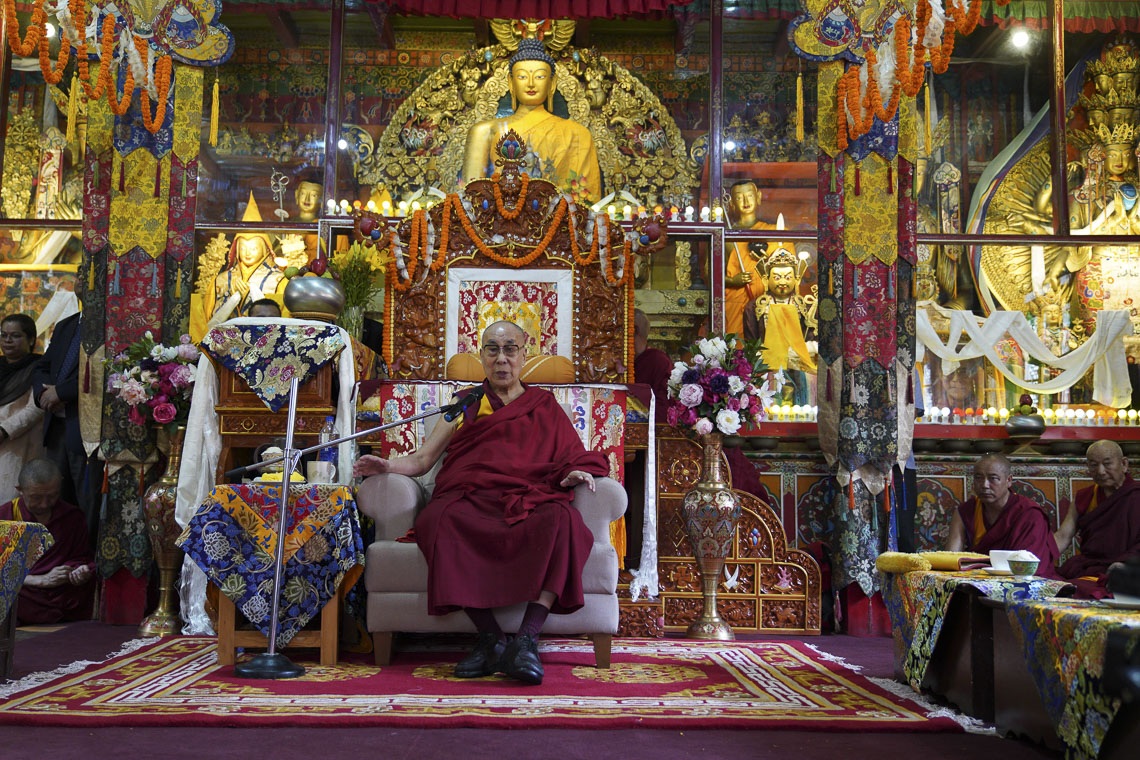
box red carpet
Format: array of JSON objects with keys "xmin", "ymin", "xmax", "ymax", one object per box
[{"xmin": 0, "ymin": 636, "xmax": 963, "ymax": 731}]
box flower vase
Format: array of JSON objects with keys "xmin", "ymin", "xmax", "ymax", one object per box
[
  {"xmin": 680, "ymin": 432, "xmax": 741, "ymax": 640},
  {"xmin": 340, "ymin": 305, "xmax": 364, "ymax": 342},
  {"xmin": 139, "ymin": 426, "xmax": 187, "ymax": 637}
]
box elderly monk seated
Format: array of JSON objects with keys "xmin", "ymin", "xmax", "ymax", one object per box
[
  {"xmin": 1055, "ymin": 440, "xmax": 1140, "ymax": 597},
  {"xmin": 353, "ymin": 320, "xmax": 609, "ymax": 685},
  {"xmin": 947, "ymin": 453, "xmax": 1060, "ymax": 576},
  {"xmin": 0, "ymin": 458, "xmax": 95, "ymax": 623}
]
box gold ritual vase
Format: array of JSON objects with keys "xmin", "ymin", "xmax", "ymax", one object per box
[
  {"xmin": 139, "ymin": 426, "xmax": 186, "ymax": 637},
  {"xmin": 680, "ymin": 432, "xmax": 741, "ymax": 640}
]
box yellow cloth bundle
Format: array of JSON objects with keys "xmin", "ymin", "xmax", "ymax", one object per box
[
  {"xmin": 875, "ymin": 552, "xmax": 933, "ymax": 574},
  {"xmin": 917, "ymin": 551, "xmax": 990, "ymax": 571}
]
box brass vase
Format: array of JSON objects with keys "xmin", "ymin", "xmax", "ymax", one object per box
[
  {"xmin": 680, "ymin": 432, "xmax": 741, "ymax": 640},
  {"xmin": 139, "ymin": 426, "xmax": 186, "ymax": 637}
]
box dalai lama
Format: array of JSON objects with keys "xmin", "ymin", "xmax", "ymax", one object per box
[
  {"xmin": 947, "ymin": 453, "xmax": 1060, "ymax": 577},
  {"xmin": 353, "ymin": 321, "xmax": 608, "ymax": 685}
]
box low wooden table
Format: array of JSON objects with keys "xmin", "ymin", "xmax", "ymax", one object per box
[{"xmin": 214, "ymin": 583, "xmax": 341, "ymax": 667}]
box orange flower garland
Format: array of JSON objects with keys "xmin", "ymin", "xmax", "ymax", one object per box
[
  {"xmin": 837, "ymin": 0, "xmax": 991, "ymax": 150},
  {"xmin": 4, "ymin": 0, "xmax": 46, "ymax": 57},
  {"xmin": 491, "ymin": 172, "xmax": 531, "ymax": 220}
]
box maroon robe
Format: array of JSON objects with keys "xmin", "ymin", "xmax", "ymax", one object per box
[
  {"xmin": 1058, "ymin": 475, "xmax": 1140, "ymax": 598},
  {"xmin": 955, "ymin": 492, "xmax": 1060, "ymax": 578},
  {"xmin": 415, "ymin": 383, "xmax": 609, "ymax": 616},
  {"xmin": 0, "ymin": 497, "xmax": 95, "ymax": 623}
]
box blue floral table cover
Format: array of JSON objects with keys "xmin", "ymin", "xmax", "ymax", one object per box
[
  {"xmin": 202, "ymin": 323, "xmax": 346, "ymax": 412},
  {"xmin": 881, "ymin": 569, "xmax": 1072, "ymax": 691},
  {"xmin": 0, "ymin": 520, "xmax": 53, "ymax": 622},
  {"xmin": 1005, "ymin": 598, "xmax": 1140, "ymax": 760},
  {"xmin": 177, "ymin": 484, "xmax": 364, "ymax": 646}
]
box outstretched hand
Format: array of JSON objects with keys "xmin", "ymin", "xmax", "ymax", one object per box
[
  {"xmin": 561, "ymin": 470, "xmax": 597, "ymax": 492},
  {"xmin": 353, "ymin": 455, "xmax": 391, "ymax": 478}
]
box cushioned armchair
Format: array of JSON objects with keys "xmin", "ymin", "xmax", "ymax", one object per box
[{"xmin": 356, "ymin": 471, "xmax": 626, "ymax": 667}]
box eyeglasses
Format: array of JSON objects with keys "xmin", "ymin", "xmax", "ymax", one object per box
[
  {"xmin": 0, "ymin": 332, "xmax": 28, "ymax": 341},
  {"xmin": 481, "ymin": 344, "xmax": 521, "ymax": 357}
]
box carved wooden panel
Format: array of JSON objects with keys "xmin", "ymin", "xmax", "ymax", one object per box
[
  {"xmin": 618, "ymin": 600, "xmax": 665, "ymax": 638},
  {"xmin": 656, "ymin": 430, "xmax": 822, "ymax": 635}
]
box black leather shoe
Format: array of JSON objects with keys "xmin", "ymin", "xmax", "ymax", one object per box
[
  {"xmin": 499, "ymin": 634, "xmax": 544, "ymax": 685},
  {"xmin": 454, "ymin": 632, "xmax": 505, "ymax": 678}
]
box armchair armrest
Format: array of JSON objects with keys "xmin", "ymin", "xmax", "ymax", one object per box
[
  {"xmin": 571, "ymin": 477, "xmax": 627, "ymax": 539},
  {"xmin": 355, "ymin": 473, "xmax": 427, "ymax": 540}
]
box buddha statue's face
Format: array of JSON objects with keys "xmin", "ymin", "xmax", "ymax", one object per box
[
  {"xmin": 1087, "ymin": 108, "xmax": 1106, "ymax": 127},
  {"xmin": 236, "ymin": 236, "xmax": 269, "ymax": 268},
  {"xmin": 1113, "ymin": 71, "xmax": 1137, "ymax": 94},
  {"xmin": 1109, "ymin": 107, "xmax": 1134, "ymax": 128},
  {"xmin": 1043, "ymin": 303, "xmax": 1063, "ymax": 328},
  {"xmin": 1105, "ymin": 143, "xmax": 1135, "ymax": 178},
  {"xmin": 1095, "ymin": 73, "xmax": 1114, "ymax": 94},
  {"xmin": 730, "ymin": 183, "xmax": 760, "ymax": 221},
  {"xmin": 510, "ymin": 60, "xmax": 553, "ymax": 109},
  {"xmin": 767, "ymin": 265, "xmax": 798, "ymax": 300},
  {"xmin": 295, "ymin": 182, "xmax": 321, "ymax": 218}
]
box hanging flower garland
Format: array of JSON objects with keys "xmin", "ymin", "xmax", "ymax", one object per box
[
  {"xmin": 379, "ymin": 188, "xmax": 645, "ymax": 291},
  {"xmin": 4, "ymin": 0, "xmax": 174, "ymax": 134},
  {"xmin": 837, "ymin": 0, "xmax": 1011, "ymax": 150}
]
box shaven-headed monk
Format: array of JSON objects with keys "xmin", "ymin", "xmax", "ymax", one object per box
[
  {"xmin": 1055, "ymin": 440, "xmax": 1140, "ymax": 597},
  {"xmin": 353, "ymin": 321, "xmax": 608, "ymax": 685},
  {"xmin": 947, "ymin": 453, "xmax": 1060, "ymax": 577}
]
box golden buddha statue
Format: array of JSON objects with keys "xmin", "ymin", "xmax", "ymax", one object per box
[
  {"xmin": 294, "ymin": 178, "xmax": 322, "ymax": 222},
  {"xmin": 461, "ymin": 38, "xmax": 601, "ymax": 202},
  {"xmin": 752, "ymin": 246, "xmax": 817, "ymax": 405},
  {"xmin": 980, "ymin": 36, "xmax": 1140, "ymax": 343},
  {"xmin": 725, "ymin": 180, "xmax": 774, "ymax": 338},
  {"xmin": 201, "ymin": 193, "xmax": 286, "ymax": 329}
]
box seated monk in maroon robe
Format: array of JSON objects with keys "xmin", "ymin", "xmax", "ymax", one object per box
[
  {"xmin": 0, "ymin": 458, "xmax": 95, "ymax": 623},
  {"xmin": 354, "ymin": 321, "xmax": 608, "ymax": 686},
  {"xmin": 1055, "ymin": 440, "xmax": 1140, "ymax": 598},
  {"xmin": 947, "ymin": 453, "xmax": 1060, "ymax": 577}
]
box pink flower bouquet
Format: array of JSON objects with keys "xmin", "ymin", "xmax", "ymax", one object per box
[
  {"xmin": 107, "ymin": 332, "xmax": 200, "ymax": 433},
  {"xmin": 665, "ymin": 335, "xmax": 774, "ymax": 436}
]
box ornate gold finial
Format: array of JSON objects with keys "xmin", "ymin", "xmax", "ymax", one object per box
[
  {"xmin": 493, "ymin": 128, "xmax": 530, "ymax": 174},
  {"xmin": 1091, "ymin": 121, "xmax": 1140, "ymax": 147},
  {"xmin": 489, "ymin": 18, "xmax": 576, "ymax": 53},
  {"xmin": 1087, "ymin": 38, "xmax": 1140, "ymax": 78}
]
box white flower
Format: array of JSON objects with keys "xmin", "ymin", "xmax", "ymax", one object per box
[
  {"xmin": 728, "ymin": 375, "xmax": 745, "ymax": 394},
  {"xmin": 678, "ymin": 383, "xmax": 704, "ymax": 408},
  {"xmin": 715, "ymin": 408, "xmax": 742, "ymax": 435},
  {"xmin": 694, "ymin": 418, "xmax": 714, "ymax": 435},
  {"xmin": 697, "ymin": 337, "xmax": 728, "ymax": 365},
  {"xmin": 668, "ymin": 361, "xmax": 688, "ymax": 388}
]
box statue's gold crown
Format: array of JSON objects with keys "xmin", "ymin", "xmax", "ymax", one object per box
[
  {"xmin": 1092, "ymin": 121, "xmax": 1140, "ymax": 146},
  {"xmin": 1087, "ymin": 40, "xmax": 1140, "ymax": 78},
  {"xmin": 1080, "ymin": 86, "xmax": 1140, "ymax": 111},
  {"xmin": 766, "ymin": 246, "xmax": 799, "ymax": 272}
]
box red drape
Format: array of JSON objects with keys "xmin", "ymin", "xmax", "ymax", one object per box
[{"xmin": 375, "ymin": 0, "xmax": 696, "ymax": 19}]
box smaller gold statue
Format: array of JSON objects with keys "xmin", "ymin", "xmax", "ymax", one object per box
[{"xmin": 751, "ymin": 246, "xmax": 817, "ymax": 405}]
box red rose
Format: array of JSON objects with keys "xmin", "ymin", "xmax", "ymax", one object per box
[{"xmin": 152, "ymin": 402, "xmax": 178, "ymax": 425}]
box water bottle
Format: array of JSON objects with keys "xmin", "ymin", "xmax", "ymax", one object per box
[{"xmin": 317, "ymin": 415, "xmax": 337, "ymax": 482}]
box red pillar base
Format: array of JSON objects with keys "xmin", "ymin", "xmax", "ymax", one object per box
[{"xmin": 840, "ymin": 584, "xmax": 892, "ymax": 637}]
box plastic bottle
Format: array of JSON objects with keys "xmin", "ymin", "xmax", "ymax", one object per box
[{"xmin": 317, "ymin": 415, "xmax": 337, "ymax": 481}]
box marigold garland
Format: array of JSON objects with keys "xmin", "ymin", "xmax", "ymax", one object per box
[
  {"xmin": 491, "ymin": 172, "xmax": 531, "ymax": 220},
  {"xmin": 5, "ymin": 0, "xmax": 173, "ymax": 133},
  {"xmin": 837, "ymin": 0, "xmax": 989, "ymax": 150}
]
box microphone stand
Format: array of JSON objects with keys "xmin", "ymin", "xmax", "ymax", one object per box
[{"xmin": 230, "ymin": 380, "xmax": 475, "ymax": 679}]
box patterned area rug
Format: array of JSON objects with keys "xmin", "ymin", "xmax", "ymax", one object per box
[{"xmin": 0, "ymin": 636, "xmax": 964, "ymax": 730}]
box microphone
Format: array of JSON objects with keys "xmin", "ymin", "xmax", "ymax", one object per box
[{"xmin": 443, "ymin": 387, "xmax": 484, "ymax": 422}]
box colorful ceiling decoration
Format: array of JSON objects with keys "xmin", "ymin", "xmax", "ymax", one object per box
[
  {"xmin": 790, "ymin": 0, "xmax": 1009, "ymax": 153},
  {"xmin": 4, "ymin": 0, "xmax": 234, "ymax": 134}
]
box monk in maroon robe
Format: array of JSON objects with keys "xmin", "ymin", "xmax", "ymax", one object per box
[
  {"xmin": 1056, "ymin": 440, "xmax": 1140, "ymax": 598},
  {"xmin": 948, "ymin": 453, "xmax": 1060, "ymax": 577},
  {"xmin": 0, "ymin": 458, "xmax": 94, "ymax": 623},
  {"xmin": 354, "ymin": 321, "xmax": 608, "ymax": 685}
]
